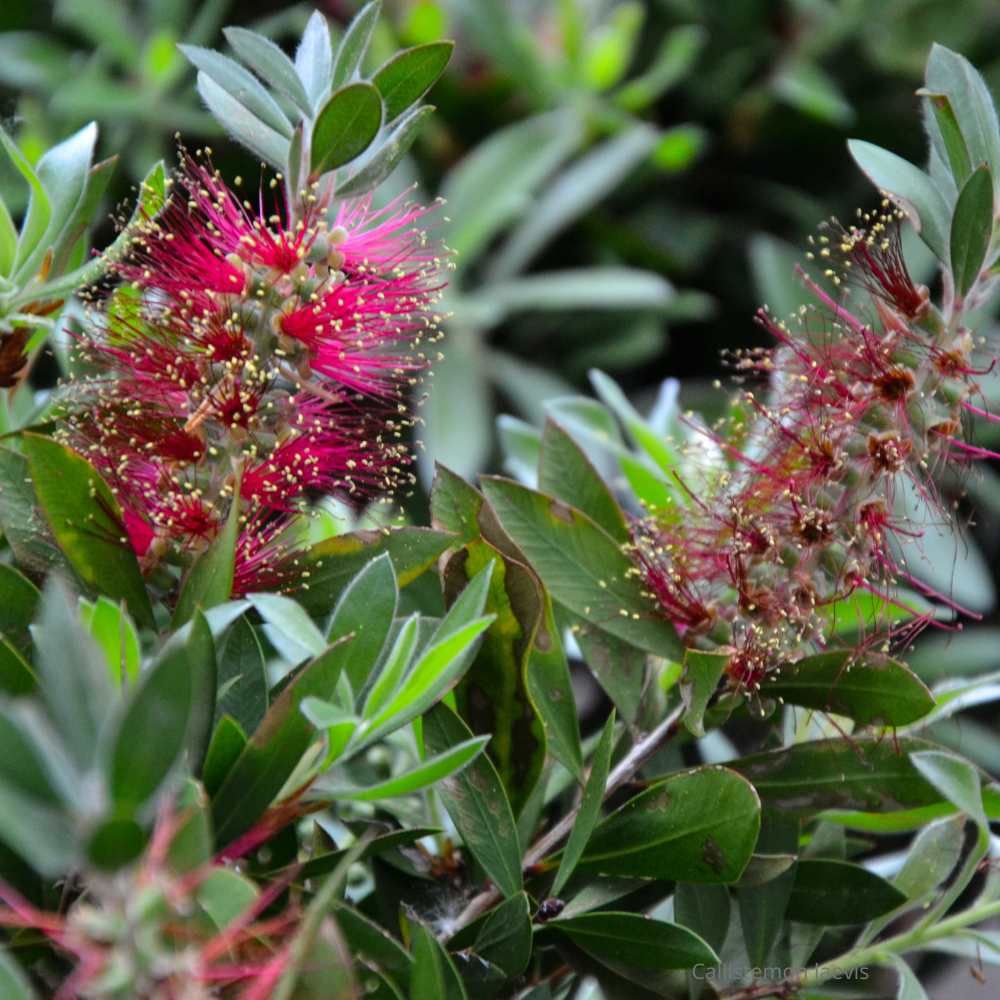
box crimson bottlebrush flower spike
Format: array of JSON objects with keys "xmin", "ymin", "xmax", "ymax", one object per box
[
  {"xmin": 59, "ymin": 151, "xmax": 448, "ymax": 596},
  {"xmin": 629, "ymin": 201, "xmax": 995, "ymax": 692}
]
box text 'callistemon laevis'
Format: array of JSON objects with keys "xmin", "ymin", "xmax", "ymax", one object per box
[
  {"xmin": 629, "ymin": 203, "xmax": 998, "ymax": 691},
  {"xmin": 59, "ymin": 154, "xmax": 448, "ymax": 596}
]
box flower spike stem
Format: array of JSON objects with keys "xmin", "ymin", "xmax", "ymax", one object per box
[{"xmin": 443, "ymin": 702, "xmax": 686, "ymax": 938}]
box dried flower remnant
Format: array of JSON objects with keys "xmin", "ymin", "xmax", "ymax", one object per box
[
  {"xmin": 58, "ymin": 151, "xmax": 448, "ymax": 596},
  {"xmin": 630, "ymin": 208, "xmax": 996, "ymax": 692}
]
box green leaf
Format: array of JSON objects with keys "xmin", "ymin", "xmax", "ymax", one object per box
[
  {"xmin": 847, "ymin": 139, "xmax": 951, "ymax": 261},
  {"xmin": 373, "ymin": 42, "xmax": 453, "ymax": 123},
  {"xmin": 411, "ymin": 920, "xmax": 468, "ymax": 1000},
  {"xmin": 920, "ymin": 91, "xmax": 973, "ymax": 185},
  {"xmin": 455, "ymin": 892, "xmax": 532, "ymax": 980},
  {"xmin": 248, "ymin": 592, "xmax": 326, "ymax": 661},
  {"xmin": 481, "ymin": 477, "xmax": 681, "ymax": 658},
  {"xmin": 331, "ymin": 1, "xmax": 381, "ymax": 88},
  {"xmin": 430, "ymin": 464, "xmax": 483, "ymax": 545},
  {"xmin": 0, "ymin": 565, "xmax": 39, "ymax": 650},
  {"xmin": 737, "ymin": 811, "xmax": 798, "ymax": 967},
  {"xmin": 295, "ymin": 11, "xmax": 334, "ymax": 109},
  {"xmin": 311, "ymin": 82, "xmax": 382, "ymax": 176},
  {"xmin": 673, "ymin": 883, "xmax": 730, "ymax": 958},
  {"xmin": 889, "ymin": 955, "xmax": 930, "ymax": 1000},
  {"xmin": 210, "ymin": 640, "xmax": 346, "ymax": 847},
  {"xmin": 552, "ymin": 711, "xmax": 615, "ymax": 896},
  {"xmin": 319, "ymin": 735, "xmax": 488, "ymax": 801},
  {"xmin": 180, "ymin": 44, "xmax": 292, "ymax": 138},
  {"xmin": 215, "ymin": 614, "xmax": 267, "ymax": 735},
  {"xmin": 0, "ymin": 640, "xmax": 36, "ymax": 697},
  {"xmin": 0, "ymin": 195, "xmax": 17, "ymax": 276},
  {"xmin": 476, "ymin": 268, "xmax": 674, "ymax": 318},
  {"xmin": 292, "ymin": 527, "xmax": 452, "ymax": 618},
  {"xmin": 911, "ymin": 750, "xmax": 987, "ymax": 827},
  {"xmin": 22, "ymin": 434, "xmax": 153, "ymax": 628},
  {"xmin": 786, "ymin": 859, "xmax": 908, "ymax": 924},
  {"xmin": 546, "ymin": 912, "xmax": 717, "ymax": 971},
  {"xmin": 539, "ymin": 420, "xmax": 628, "ymax": 543},
  {"xmin": 172, "ymin": 478, "xmax": 241, "ymax": 628},
  {"xmin": 223, "ymin": 27, "xmax": 313, "ymax": 117},
  {"xmin": 0, "ymin": 948, "xmax": 38, "ymax": 999},
  {"xmin": 79, "ymin": 597, "xmax": 140, "ymax": 687},
  {"xmin": 730, "ymin": 737, "xmax": 955, "ymax": 816},
  {"xmin": 893, "ymin": 813, "xmax": 965, "ymax": 900},
  {"xmin": 580, "ymin": 766, "xmax": 760, "ymax": 882},
  {"xmin": 195, "ymin": 72, "xmax": 289, "ymax": 169},
  {"xmin": 950, "ymin": 162, "xmax": 993, "ymax": 297},
  {"xmin": 763, "ymin": 650, "xmax": 934, "ymax": 726},
  {"xmin": 0, "ymin": 446, "xmax": 68, "ymax": 576},
  {"xmin": 197, "ymin": 867, "xmax": 259, "ymax": 931},
  {"xmin": 32, "ymin": 578, "xmax": 112, "ymax": 769},
  {"xmin": 489, "ymin": 125, "xmax": 659, "ymax": 281},
  {"xmin": 572, "ymin": 617, "xmax": 647, "ymax": 723},
  {"xmin": 360, "ymin": 613, "xmax": 420, "ymax": 720},
  {"xmin": 326, "ymin": 552, "xmax": 397, "ymax": 696},
  {"xmin": 107, "ymin": 619, "xmax": 213, "ymax": 810},
  {"xmin": 423, "ymin": 702, "xmax": 522, "ymax": 898},
  {"xmin": 441, "ymin": 110, "xmax": 583, "ymax": 267},
  {"xmin": 0, "ymin": 126, "xmax": 51, "ymax": 278},
  {"xmin": 925, "ymin": 44, "xmax": 1000, "ymax": 184},
  {"xmin": 682, "ymin": 649, "xmax": 729, "ymax": 738},
  {"xmin": 202, "ymin": 714, "xmax": 247, "ymax": 797},
  {"xmin": 85, "ymin": 816, "xmax": 147, "ymax": 871},
  {"xmin": 331, "ymin": 903, "xmax": 412, "ymax": 992},
  {"xmin": 338, "ymin": 105, "xmax": 433, "ymax": 197},
  {"xmin": 615, "ymin": 24, "xmax": 705, "ymax": 111}
]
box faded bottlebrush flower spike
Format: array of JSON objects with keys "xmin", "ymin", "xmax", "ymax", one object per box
[
  {"xmin": 630, "ymin": 202, "xmax": 996, "ymax": 691},
  {"xmin": 59, "ymin": 152, "xmax": 447, "ymax": 596}
]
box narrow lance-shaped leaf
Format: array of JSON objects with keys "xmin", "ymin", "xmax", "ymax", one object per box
[
  {"xmin": 22, "ymin": 434, "xmax": 154, "ymax": 629},
  {"xmin": 786, "ymin": 859, "xmax": 908, "ymax": 925},
  {"xmin": 423, "ymin": 702, "xmax": 523, "ymax": 899},
  {"xmin": 552, "ymin": 710, "xmax": 616, "ymax": 896},
  {"xmin": 331, "ymin": 0, "xmax": 381, "ymax": 87},
  {"xmin": 950, "ymin": 162, "xmax": 994, "ymax": 297},
  {"xmin": 223, "ymin": 27, "xmax": 313, "ymax": 116},
  {"xmin": 338, "ymin": 105, "xmax": 433, "ymax": 198}
]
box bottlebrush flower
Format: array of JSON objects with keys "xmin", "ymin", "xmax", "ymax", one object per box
[
  {"xmin": 630, "ymin": 203, "xmax": 995, "ymax": 691},
  {"xmin": 58, "ymin": 151, "xmax": 447, "ymax": 596}
]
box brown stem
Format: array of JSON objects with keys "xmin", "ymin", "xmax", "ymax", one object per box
[{"xmin": 443, "ymin": 702, "xmax": 685, "ymax": 938}]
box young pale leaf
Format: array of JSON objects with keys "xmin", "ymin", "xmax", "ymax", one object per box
[
  {"xmin": 196, "ymin": 72, "xmax": 289, "ymax": 169},
  {"xmin": 326, "ymin": 552, "xmax": 397, "ymax": 696},
  {"xmin": 552, "ymin": 711, "xmax": 616, "ymax": 896},
  {"xmin": 310, "ymin": 82, "xmax": 382, "ymax": 176},
  {"xmin": 319, "ymin": 735, "xmax": 488, "ymax": 801},
  {"xmin": 786, "ymin": 859, "xmax": 908, "ymax": 925},
  {"xmin": 361, "ymin": 616, "xmax": 493, "ymax": 746},
  {"xmin": 79, "ymin": 597, "xmax": 140, "ymax": 687},
  {"xmin": 763, "ymin": 650, "xmax": 934, "ymax": 726},
  {"xmin": 481, "ymin": 477, "xmax": 681, "ymax": 658},
  {"xmin": 423, "ymin": 702, "xmax": 522, "ymax": 898},
  {"xmin": 180, "ymin": 45, "xmax": 293, "ymax": 138},
  {"xmin": 295, "ymin": 11, "xmax": 334, "ymax": 110},
  {"xmin": 361, "ymin": 613, "xmax": 420, "ymax": 720},
  {"xmin": 338, "ymin": 105, "xmax": 433, "ymax": 197},
  {"xmin": 373, "ymin": 42, "xmax": 453, "ymax": 123},
  {"xmin": 0, "ymin": 127, "xmax": 50, "ymax": 279},
  {"xmin": 580, "ymin": 766, "xmax": 760, "ymax": 883},
  {"xmin": 0, "ymin": 195, "xmax": 16, "ymax": 276},
  {"xmin": 248, "ymin": 592, "xmax": 326, "ymax": 660},
  {"xmin": 23, "ymin": 434, "xmax": 154, "ymax": 628},
  {"xmin": 331, "ymin": 0, "xmax": 381, "ymax": 87},
  {"xmin": 173, "ymin": 476, "xmax": 241, "ymax": 628},
  {"xmin": 223, "ymin": 27, "xmax": 313, "ymax": 116},
  {"xmin": 545, "ymin": 912, "xmax": 718, "ymax": 970},
  {"xmin": 950, "ymin": 163, "xmax": 994, "ymax": 297},
  {"xmin": 0, "ymin": 948, "xmax": 37, "ymax": 999},
  {"xmin": 847, "ymin": 139, "xmax": 951, "ymax": 261}
]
